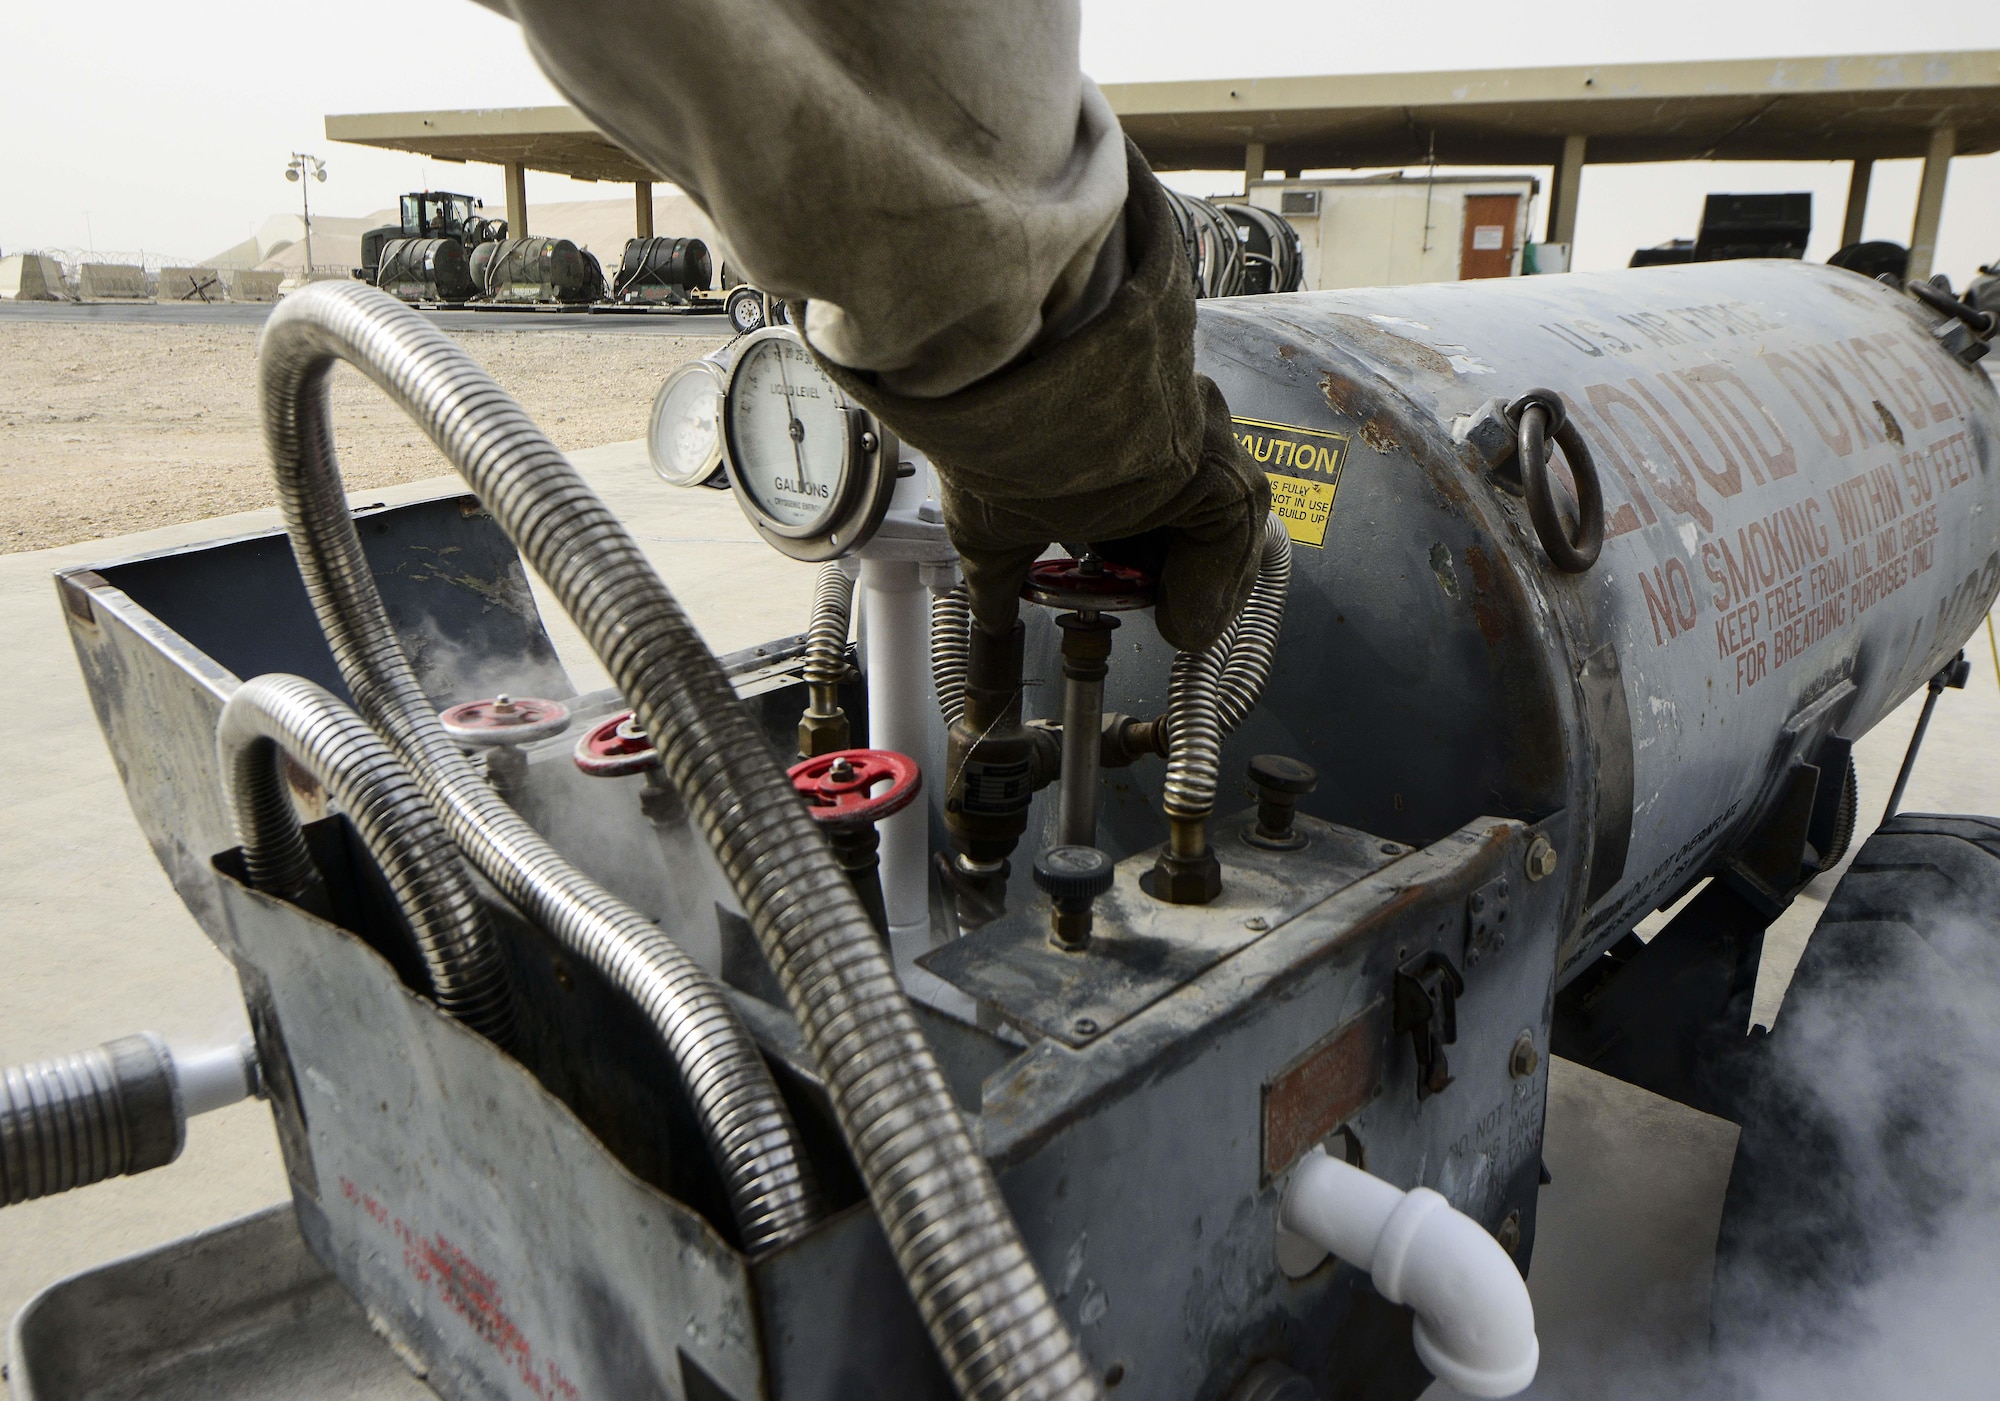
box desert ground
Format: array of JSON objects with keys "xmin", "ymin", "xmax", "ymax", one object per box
[{"xmin": 0, "ymin": 320, "xmax": 708, "ymax": 551}]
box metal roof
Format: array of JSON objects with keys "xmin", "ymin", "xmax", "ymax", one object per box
[
  {"xmin": 325, "ymin": 105, "xmax": 654, "ymax": 182},
  {"xmin": 327, "ymin": 50, "xmax": 2000, "ymax": 180}
]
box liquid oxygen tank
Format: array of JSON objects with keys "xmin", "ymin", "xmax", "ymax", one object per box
[{"xmin": 1073, "ymin": 260, "xmax": 1998, "ymax": 978}]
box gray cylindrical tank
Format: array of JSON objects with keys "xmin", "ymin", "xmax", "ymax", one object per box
[
  {"xmin": 617, "ymin": 236, "xmax": 713, "ymax": 302},
  {"xmin": 468, "ymin": 239, "xmax": 500, "ymax": 292},
  {"xmin": 374, "ymin": 237, "xmax": 478, "ymax": 304},
  {"xmin": 1077, "ymin": 261, "xmax": 1999, "ymax": 976},
  {"xmin": 482, "ymin": 236, "xmax": 598, "ymax": 304}
]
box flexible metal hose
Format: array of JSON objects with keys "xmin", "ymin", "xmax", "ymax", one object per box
[
  {"xmin": 1, "ymin": 1036, "xmax": 182, "ymax": 1206},
  {"xmin": 258, "ymin": 285, "xmax": 820, "ymax": 1254},
  {"xmin": 931, "ymin": 582, "xmax": 971, "ymax": 727},
  {"xmin": 1213, "ymin": 515, "xmax": 1292, "ymax": 734},
  {"xmin": 802, "ymin": 560, "xmax": 855, "ymax": 714},
  {"xmin": 218, "ymin": 673, "xmax": 516, "ymax": 1046},
  {"xmin": 258, "ymin": 283, "xmax": 1095, "ymax": 1398},
  {"xmin": 1162, "ymin": 515, "xmax": 1291, "ymax": 821}
]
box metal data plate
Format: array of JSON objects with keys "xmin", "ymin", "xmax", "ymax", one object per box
[{"xmin": 920, "ymin": 812, "xmax": 1404, "ymax": 1047}]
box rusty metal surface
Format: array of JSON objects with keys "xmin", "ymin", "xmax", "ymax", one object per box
[
  {"xmin": 921, "ymin": 813, "xmax": 1402, "ymax": 1047},
  {"xmin": 1173, "ymin": 260, "xmax": 2000, "ymax": 976}
]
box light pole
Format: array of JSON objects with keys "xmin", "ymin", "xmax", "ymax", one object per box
[{"xmin": 285, "ymin": 153, "xmax": 328, "ymax": 275}]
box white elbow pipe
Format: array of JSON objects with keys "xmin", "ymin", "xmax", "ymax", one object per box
[{"xmin": 1279, "ymin": 1147, "xmax": 1538, "ymax": 1398}]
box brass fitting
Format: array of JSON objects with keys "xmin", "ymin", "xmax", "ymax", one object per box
[
  {"xmin": 1151, "ymin": 817, "xmax": 1222, "ymax": 904},
  {"xmin": 797, "ymin": 685, "xmax": 851, "ymax": 759}
]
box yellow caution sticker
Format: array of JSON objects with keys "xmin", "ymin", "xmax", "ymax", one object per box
[
  {"xmin": 1268, "ymin": 475, "xmax": 1338, "ymax": 548},
  {"xmin": 1233, "ymin": 416, "xmax": 1349, "ymax": 548}
]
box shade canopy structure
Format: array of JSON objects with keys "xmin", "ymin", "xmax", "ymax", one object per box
[
  {"xmin": 326, "ymin": 48, "xmax": 2000, "ymax": 279},
  {"xmin": 1103, "ymin": 51, "xmax": 2000, "ymax": 171}
]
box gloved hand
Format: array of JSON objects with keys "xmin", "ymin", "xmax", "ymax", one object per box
[{"xmin": 815, "ymin": 143, "xmax": 1271, "ymax": 653}]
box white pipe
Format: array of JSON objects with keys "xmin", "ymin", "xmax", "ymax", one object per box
[
  {"xmin": 170, "ymin": 1036, "xmax": 258, "ymax": 1118},
  {"xmin": 858, "ymin": 554, "xmax": 932, "ymax": 953},
  {"xmin": 1279, "ymin": 1147, "xmax": 1538, "ymax": 1398}
]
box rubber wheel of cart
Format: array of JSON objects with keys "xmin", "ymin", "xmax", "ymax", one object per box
[
  {"xmin": 1713, "ymin": 814, "xmax": 2000, "ymax": 1353},
  {"xmin": 726, "ymin": 286, "xmax": 765, "ymax": 336}
]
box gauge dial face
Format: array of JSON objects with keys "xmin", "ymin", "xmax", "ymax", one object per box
[
  {"xmin": 724, "ymin": 333, "xmax": 853, "ymax": 534},
  {"xmin": 647, "ymin": 359, "xmax": 723, "ymax": 486}
]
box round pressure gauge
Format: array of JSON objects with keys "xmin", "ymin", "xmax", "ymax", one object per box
[
  {"xmin": 720, "ymin": 327, "xmax": 897, "ymax": 561},
  {"xmin": 647, "ymin": 357, "xmax": 726, "ymax": 487}
]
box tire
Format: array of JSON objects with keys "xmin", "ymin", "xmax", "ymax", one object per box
[
  {"xmin": 726, "ymin": 285, "xmax": 766, "ymax": 335},
  {"xmin": 769, "ymin": 297, "xmax": 793, "ymax": 327},
  {"xmin": 1714, "ymin": 814, "xmax": 2000, "ymax": 1351},
  {"xmin": 1813, "ymin": 760, "xmax": 1859, "ymax": 873}
]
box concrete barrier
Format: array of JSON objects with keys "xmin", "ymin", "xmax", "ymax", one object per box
[
  {"xmin": 77, "ymin": 263, "xmax": 150, "ymax": 300},
  {"xmin": 227, "ymin": 269, "xmax": 283, "ymax": 302},
  {"xmin": 156, "ymin": 266, "xmax": 227, "ymax": 303},
  {"xmin": 0, "ymin": 253, "xmax": 67, "ymax": 300}
]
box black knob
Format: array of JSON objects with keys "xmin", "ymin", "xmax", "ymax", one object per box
[
  {"xmin": 1033, "ymin": 845, "xmax": 1115, "ymax": 901},
  {"xmin": 1247, "ymin": 755, "xmax": 1318, "ymax": 850},
  {"xmin": 1034, "ymin": 845, "xmax": 1114, "ymax": 950},
  {"xmin": 1248, "ymin": 754, "xmax": 1317, "ymax": 795}
]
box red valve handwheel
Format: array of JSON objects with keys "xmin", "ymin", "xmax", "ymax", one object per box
[
  {"xmin": 1022, "ymin": 557, "xmax": 1156, "ymax": 612},
  {"xmin": 787, "ymin": 749, "xmax": 922, "ymax": 827},
  {"xmin": 573, "ymin": 711, "xmax": 661, "ymax": 777},
  {"xmin": 439, "ymin": 694, "xmax": 571, "ymax": 747}
]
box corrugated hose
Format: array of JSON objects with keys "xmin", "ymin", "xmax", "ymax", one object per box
[
  {"xmin": 256, "ymin": 282, "xmax": 1096, "ymax": 1399},
  {"xmin": 217, "ymin": 672, "xmax": 517, "ymax": 1046},
  {"xmin": 1161, "ymin": 514, "xmax": 1292, "ymax": 824}
]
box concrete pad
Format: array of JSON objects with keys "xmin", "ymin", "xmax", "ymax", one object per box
[
  {"xmin": 0, "ymin": 254, "xmax": 65, "ymax": 302},
  {"xmin": 155, "ymin": 267, "xmax": 226, "ymax": 304},
  {"xmin": 75, "ymin": 264, "xmax": 149, "ymax": 301},
  {"xmin": 0, "ymin": 439, "xmax": 813, "ymax": 1330}
]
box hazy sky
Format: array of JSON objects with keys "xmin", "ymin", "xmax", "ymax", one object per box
[{"xmin": 2, "ymin": 0, "xmax": 1998, "ymax": 280}]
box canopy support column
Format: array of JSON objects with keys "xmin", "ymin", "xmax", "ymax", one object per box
[
  {"xmin": 503, "ymin": 161, "xmax": 529, "ymax": 238},
  {"xmin": 1907, "ymin": 127, "xmax": 1955, "ymax": 283},
  {"xmin": 635, "ymin": 180, "xmax": 654, "ymax": 239},
  {"xmin": 1244, "ymin": 142, "xmax": 1266, "ymax": 195},
  {"xmin": 1547, "ymin": 134, "xmax": 1586, "ymax": 247},
  {"xmin": 1840, "ymin": 159, "xmax": 1873, "ymax": 248}
]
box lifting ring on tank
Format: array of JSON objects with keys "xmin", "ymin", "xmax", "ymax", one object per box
[{"xmin": 1505, "ymin": 390, "xmax": 1604, "ymax": 573}]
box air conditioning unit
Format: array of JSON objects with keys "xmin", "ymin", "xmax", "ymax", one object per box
[{"xmin": 1279, "ymin": 189, "xmax": 1321, "ymax": 217}]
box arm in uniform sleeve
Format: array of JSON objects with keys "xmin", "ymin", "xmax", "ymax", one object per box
[{"xmin": 485, "ymin": 0, "xmax": 1269, "ymax": 649}]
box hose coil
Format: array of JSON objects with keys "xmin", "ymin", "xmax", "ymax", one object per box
[
  {"xmin": 802, "ymin": 562, "xmax": 855, "ymax": 696},
  {"xmin": 1162, "ymin": 515, "xmax": 1292, "ymax": 821},
  {"xmin": 257, "ymin": 282, "xmax": 1095, "ymax": 1398},
  {"xmin": 218, "ymin": 673, "xmax": 516, "ymax": 1046},
  {"xmin": 931, "ymin": 583, "xmax": 972, "ymax": 728},
  {"xmin": 258, "ymin": 286, "xmax": 820, "ymax": 1253}
]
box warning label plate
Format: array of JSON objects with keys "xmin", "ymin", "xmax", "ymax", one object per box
[
  {"xmin": 1233, "ymin": 415, "xmax": 1349, "ymax": 549},
  {"xmin": 1269, "ymin": 476, "xmax": 1338, "ymax": 548}
]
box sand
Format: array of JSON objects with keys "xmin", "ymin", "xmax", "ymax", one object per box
[{"xmin": 0, "ymin": 321, "xmax": 706, "ymax": 553}]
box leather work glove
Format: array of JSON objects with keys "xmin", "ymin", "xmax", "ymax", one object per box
[{"xmin": 814, "ymin": 143, "xmax": 1271, "ymax": 654}]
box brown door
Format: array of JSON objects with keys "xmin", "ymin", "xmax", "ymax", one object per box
[{"xmin": 1459, "ymin": 195, "xmax": 1520, "ymax": 279}]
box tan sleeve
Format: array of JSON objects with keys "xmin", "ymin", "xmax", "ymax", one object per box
[{"xmin": 494, "ymin": 0, "xmax": 1129, "ymax": 396}]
